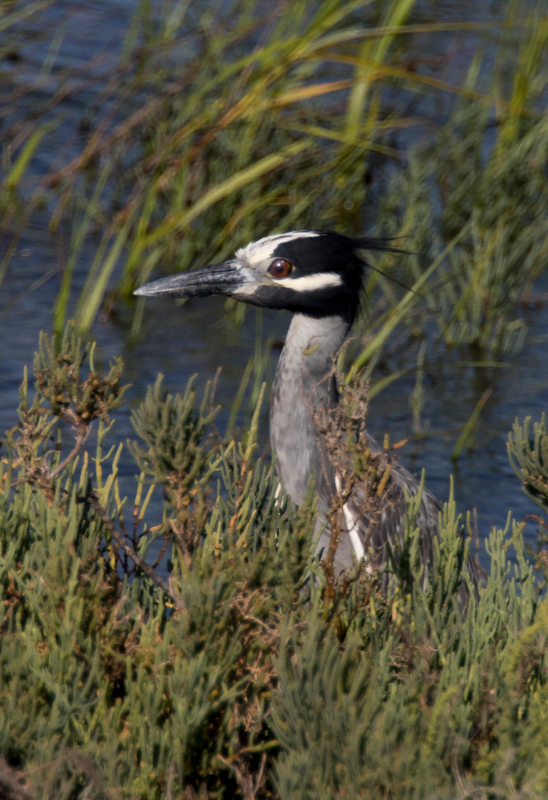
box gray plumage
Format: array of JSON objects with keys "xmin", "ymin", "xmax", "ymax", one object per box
[
  {"xmin": 135, "ymin": 230, "xmax": 479, "ymax": 603},
  {"xmin": 271, "ymin": 312, "xmax": 443, "ymax": 585}
]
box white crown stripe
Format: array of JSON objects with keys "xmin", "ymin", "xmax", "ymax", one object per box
[{"xmin": 236, "ymin": 231, "xmax": 321, "ymax": 262}]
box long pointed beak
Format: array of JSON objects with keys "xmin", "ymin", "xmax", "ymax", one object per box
[{"xmin": 134, "ymin": 260, "xmax": 245, "ymax": 298}]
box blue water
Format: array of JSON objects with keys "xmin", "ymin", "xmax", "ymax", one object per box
[{"xmin": 1, "ymin": 0, "xmax": 547, "ymax": 573}]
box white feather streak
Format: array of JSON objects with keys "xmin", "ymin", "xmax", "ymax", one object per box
[
  {"xmin": 236, "ymin": 231, "xmax": 320, "ymax": 262},
  {"xmin": 335, "ymin": 476, "xmax": 365, "ymax": 562}
]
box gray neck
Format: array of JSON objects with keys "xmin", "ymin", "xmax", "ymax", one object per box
[{"xmin": 270, "ymin": 313, "xmax": 351, "ymax": 508}]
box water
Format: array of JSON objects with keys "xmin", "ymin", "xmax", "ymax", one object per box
[
  {"xmin": 2, "ymin": 230, "xmax": 547, "ymax": 569},
  {"xmin": 1, "ymin": 0, "xmax": 547, "ymax": 573}
]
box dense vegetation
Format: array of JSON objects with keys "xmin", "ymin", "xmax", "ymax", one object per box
[
  {"xmin": 0, "ymin": 324, "xmax": 547, "ymax": 800},
  {"xmin": 2, "ymin": 1, "xmax": 548, "ymax": 798}
]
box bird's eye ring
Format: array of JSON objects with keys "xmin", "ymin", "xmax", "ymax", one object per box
[{"xmin": 268, "ymin": 259, "xmax": 292, "ymax": 279}]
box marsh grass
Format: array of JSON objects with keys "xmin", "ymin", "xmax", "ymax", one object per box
[
  {"xmin": 1, "ymin": 0, "xmax": 548, "ymax": 475},
  {"xmin": 1, "ymin": 1, "xmax": 547, "ymax": 351},
  {"xmin": 2, "ymin": 7, "xmax": 548, "ymax": 795}
]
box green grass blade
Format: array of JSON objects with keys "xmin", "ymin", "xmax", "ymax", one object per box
[
  {"xmin": 6, "ymin": 119, "xmax": 62, "ymax": 190},
  {"xmin": 141, "ymin": 139, "xmax": 312, "ymax": 247},
  {"xmin": 226, "ymin": 359, "xmax": 254, "ymax": 439},
  {"xmin": 347, "ymin": 222, "xmax": 472, "ymax": 381},
  {"xmin": 345, "ymin": 0, "xmax": 416, "ymax": 139},
  {"xmin": 76, "ymin": 221, "xmax": 133, "ymax": 332},
  {"xmin": 368, "ymin": 368, "xmax": 416, "ymax": 400},
  {"xmin": 0, "ymin": 0, "xmax": 52, "ymax": 33},
  {"xmin": 452, "ymin": 389, "xmax": 492, "ymax": 461}
]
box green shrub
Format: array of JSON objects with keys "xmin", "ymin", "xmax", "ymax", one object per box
[{"xmin": 0, "ymin": 324, "xmax": 547, "ymax": 800}]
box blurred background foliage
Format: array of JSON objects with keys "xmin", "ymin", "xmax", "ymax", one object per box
[{"xmin": 1, "ymin": 0, "xmax": 547, "ymax": 361}]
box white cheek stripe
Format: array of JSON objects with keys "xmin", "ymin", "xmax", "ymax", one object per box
[
  {"xmin": 335, "ymin": 476, "xmax": 366, "ymax": 562},
  {"xmin": 276, "ymin": 272, "xmax": 342, "ymax": 292}
]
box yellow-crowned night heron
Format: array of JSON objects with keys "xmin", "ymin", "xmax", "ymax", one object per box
[{"xmin": 135, "ymin": 231, "xmax": 478, "ymax": 601}]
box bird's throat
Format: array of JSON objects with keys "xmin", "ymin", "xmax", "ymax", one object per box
[{"xmin": 270, "ymin": 313, "xmax": 351, "ymax": 509}]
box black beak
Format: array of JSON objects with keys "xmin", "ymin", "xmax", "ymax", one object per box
[{"xmin": 134, "ymin": 260, "xmax": 244, "ymax": 299}]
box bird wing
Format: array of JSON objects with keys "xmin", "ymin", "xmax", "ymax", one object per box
[{"xmin": 316, "ymin": 429, "xmax": 479, "ymax": 604}]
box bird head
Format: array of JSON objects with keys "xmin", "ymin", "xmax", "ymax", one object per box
[{"xmin": 134, "ymin": 230, "xmax": 392, "ymax": 322}]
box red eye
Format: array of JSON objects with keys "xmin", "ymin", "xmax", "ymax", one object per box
[{"xmin": 268, "ymin": 259, "xmax": 292, "ymax": 279}]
